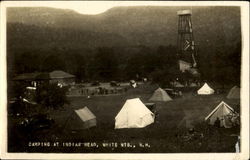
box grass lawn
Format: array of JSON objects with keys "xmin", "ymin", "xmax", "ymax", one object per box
[{"xmin": 8, "ymin": 83, "xmax": 240, "ymax": 153}]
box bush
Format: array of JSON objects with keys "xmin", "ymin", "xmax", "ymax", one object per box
[{"xmin": 36, "ymin": 83, "xmax": 69, "ymax": 109}]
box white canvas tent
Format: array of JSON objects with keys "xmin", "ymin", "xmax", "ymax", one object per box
[
  {"xmin": 115, "ymin": 98, "xmax": 155, "ymax": 129},
  {"xmin": 227, "ymin": 86, "xmax": 240, "ymax": 99},
  {"xmin": 197, "ymin": 83, "xmax": 214, "ymax": 95},
  {"xmin": 190, "ymin": 82, "xmax": 198, "ymax": 87},
  {"xmin": 175, "ymin": 81, "xmax": 184, "ymax": 87},
  {"xmin": 149, "ymin": 88, "xmax": 172, "ymax": 102},
  {"xmin": 205, "ymin": 101, "xmax": 235, "ymax": 128},
  {"xmin": 65, "ymin": 107, "xmax": 96, "ymax": 130}
]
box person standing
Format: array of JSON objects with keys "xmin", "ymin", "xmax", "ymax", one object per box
[{"xmin": 214, "ymin": 117, "xmax": 221, "ymax": 128}]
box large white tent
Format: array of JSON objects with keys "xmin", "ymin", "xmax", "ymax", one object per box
[
  {"xmin": 149, "ymin": 88, "xmax": 172, "ymax": 102},
  {"xmin": 205, "ymin": 101, "xmax": 235, "ymax": 128},
  {"xmin": 115, "ymin": 98, "xmax": 155, "ymax": 129},
  {"xmin": 197, "ymin": 83, "xmax": 214, "ymax": 95}
]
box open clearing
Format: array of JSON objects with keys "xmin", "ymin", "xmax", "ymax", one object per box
[{"xmin": 8, "ymin": 83, "xmax": 240, "ymax": 153}]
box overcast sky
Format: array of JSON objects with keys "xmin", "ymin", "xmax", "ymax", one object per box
[
  {"xmin": 3, "ymin": 1, "xmax": 186, "ymax": 15},
  {"xmin": 2, "ymin": 1, "xmax": 241, "ymax": 15}
]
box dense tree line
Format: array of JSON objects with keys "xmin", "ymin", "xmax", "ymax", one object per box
[{"xmin": 7, "ymin": 41, "xmax": 241, "ymax": 87}]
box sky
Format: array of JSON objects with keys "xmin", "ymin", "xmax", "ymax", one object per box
[
  {"xmin": 1, "ymin": 1, "xmax": 241, "ymax": 15},
  {"xmin": 2, "ymin": 1, "xmax": 185, "ymax": 15}
]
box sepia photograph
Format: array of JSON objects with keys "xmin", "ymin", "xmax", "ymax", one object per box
[{"xmin": 0, "ymin": 1, "xmax": 249, "ymax": 160}]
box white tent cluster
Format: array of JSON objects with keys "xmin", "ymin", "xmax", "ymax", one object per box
[
  {"xmin": 62, "ymin": 83, "xmax": 240, "ymax": 131},
  {"xmin": 115, "ymin": 98, "xmax": 155, "ymax": 129}
]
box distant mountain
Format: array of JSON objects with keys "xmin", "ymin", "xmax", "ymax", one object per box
[
  {"xmin": 7, "ymin": 6, "xmax": 241, "ymax": 49},
  {"xmin": 7, "ymin": 22, "xmax": 129, "ymax": 49}
]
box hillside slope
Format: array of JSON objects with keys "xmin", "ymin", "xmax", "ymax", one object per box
[{"xmin": 7, "ymin": 6, "xmax": 241, "ymax": 49}]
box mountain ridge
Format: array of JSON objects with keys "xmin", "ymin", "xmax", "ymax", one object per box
[{"xmin": 7, "ymin": 6, "xmax": 241, "ymax": 49}]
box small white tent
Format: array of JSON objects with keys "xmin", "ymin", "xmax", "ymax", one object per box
[
  {"xmin": 115, "ymin": 98, "xmax": 154, "ymax": 129},
  {"xmin": 205, "ymin": 101, "xmax": 235, "ymax": 128},
  {"xmin": 149, "ymin": 88, "xmax": 172, "ymax": 102},
  {"xmin": 197, "ymin": 83, "xmax": 214, "ymax": 95},
  {"xmin": 65, "ymin": 107, "xmax": 96, "ymax": 130},
  {"xmin": 190, "ymin": 82, "xmax": 198, "ymax": 87},
  {"xmin": 175, "ymin": 81, "xmax": 184, "ymax": 87}
]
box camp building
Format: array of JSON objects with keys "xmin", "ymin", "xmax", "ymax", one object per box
[
  {"xmin": 13, "ymin": 70, "xmax": 75, "ymax": 87},
  {"xmin": 179, "ymin": 60, "xmax": 192, "ymax": 73},
  {"xmin": 49, "ymin": 70, "xmax": 75, "ymax": 86}
]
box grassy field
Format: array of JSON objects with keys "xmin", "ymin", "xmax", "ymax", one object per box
[{"xmin": 8, "ymin": 83, "xmax": 240, "ymax": 153}]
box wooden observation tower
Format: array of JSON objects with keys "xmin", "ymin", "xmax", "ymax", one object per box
[{"xmin": 177, "ymin": 10, "xmax": 197, "ymax": 68}]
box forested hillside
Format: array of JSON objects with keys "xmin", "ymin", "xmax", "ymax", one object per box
[{"xmin": 7, "ymin": 6, "xmax": 241, "ymax": 85}]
